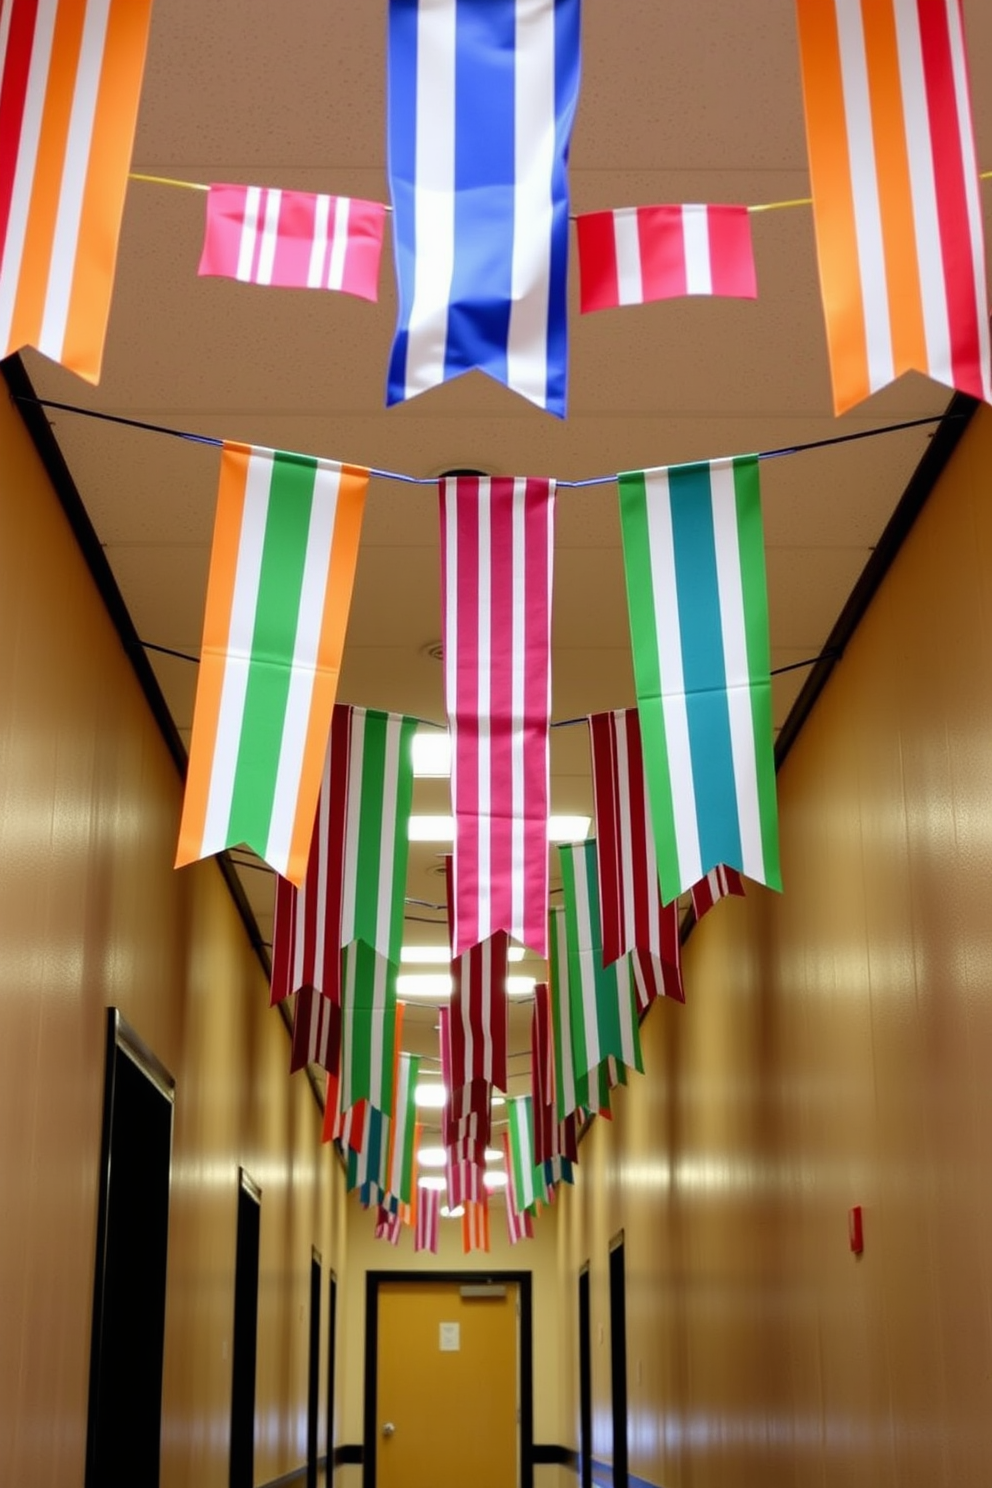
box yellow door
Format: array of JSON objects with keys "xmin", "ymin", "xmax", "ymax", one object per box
[{"xmin": 376, "ymin": 1280, "xmax": 519, "ymax": 1488}]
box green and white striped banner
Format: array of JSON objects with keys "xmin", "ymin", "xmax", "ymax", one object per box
[
  {"xmin": 507, "ymin": 1096, "xmax": 544, "ymax": 1216},
  {"xmin": 386, "ymin": 1052, "xmax": 419, "ymax": 1208},
  {"xmin": 558, "ymin": 841, "xmax": 644, "ymax": 1083},
  {"xmin": 618, "ymin": 455, "xmax": 780, "ymax": 902},
  {"xmin": 340, "ymin": 942, "xmax": 398, "ymax": 1115},
  {"xmin": 340, "ymin": 707, "xmax": 417, "ymax": 966}
]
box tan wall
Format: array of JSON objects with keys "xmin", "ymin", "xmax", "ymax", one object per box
[
  {"xmin": 339, "ymin": 1194, "xmax": 562, "ymax": 1488},
  {"xmin": 0, "ymin": 392, "xmax": 347, "ymax": 1488},
  {"xmin": 557, "ymin": 405, "xmax": 992, "ymax": 1488}
]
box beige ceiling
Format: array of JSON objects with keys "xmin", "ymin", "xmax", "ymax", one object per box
[{"xmin": 19, "ymin": 1, "xmax": 992, "ymax": 1142}]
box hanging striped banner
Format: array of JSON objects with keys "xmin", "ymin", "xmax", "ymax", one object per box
[
  {"xmin": 270, "ymin": 705, "xmax": 351, "ymax": 1006},
  {"xmin": 444, "ymin": 858, "xmax": 510, "ymax": 1093},
  {"xmin": 374, "ymin": 1206, "xmax": 404, "ymax": 1244},
  {"xmin": 588, "ymin": 708, "xmax": 685, "ymax": 969},
  {"xmin": 340, "ymin": 944, "xmax": 400, "ymax": 1115},
  {"xmin": 576, "ymin": 204, "xmax": 756, "ymax": 313},
  {"xmin": 335, "ymin": 1097, "xmax": 366, "ymax": 1155},
  {"xmin": 503, "ymin": 1130, "xmax": 536, "ymax": 1243},
  {"xmin": 632, "ymin": 948, "xmax": 685, "ymax": 1012},
  {"xmin": 339, "ymin": 707, "xmax": 417, "ymax": 965},
  {"xmin": 461, "ymin": 1198, "xmax": 490, "ymax": 1255},
  {"xmin": 177, "ymin": 444, "xmax": 367, "ymax": 883},
  {"xmin": 618, "ymin": 456, "xmax": 781, "ymax": 903},
  {"xmin": 531, "ymin": 983, "xmax": 579, "ymax": 1165},
  {"xmin": 548, "ymin": 907, "xmax": 584, "ymax": 1121},
  {"xmin": 415, "ymin": 1184, "xmax": 440, "ymax": 1254},
  {"xmin": 386, "ymin": 0, "xmax": 581, "ymax": 416},
  {"xmin": 290, "ymin": 986, "xmax": 341, "ymax": 1075},
  {"xmin": 446, "ymin": 1147, "xmax": 484, "ymax": 1208},
  {"xmin": 0, "ymin": 0, "xmax": 154, "ymax": 380},
  {"xmin": 385, "ymin": 1053, "xmax": 420, "ymax": 1209},
  {"xmin": 690, "ymin": 863, "xmax": 746, "ymax": 921},
  {"xmin": 558, "ymin": 841, "xmax": 644, "ymax": 1085},
  {"xmin": 346, "ymin": 1103, "xmax": 389, "ymax": 1200},
  {"xmin": 321, "ymin": 1069, "xmax": 339, "ymax": 1143},
  {"xmin": 199, "ymin": 184, "xmax": 387, "ymax": 300},
  {"xmin": 795, "ymin": 0, "xmax": 991, "ymax": 413},
  {"xmin": 506, "ymin": 1097, "xmax": 545, "ymax": 1216},
  {"xmin": 440, "ymin": 474, "xmax": 555, "ymax": 959}
]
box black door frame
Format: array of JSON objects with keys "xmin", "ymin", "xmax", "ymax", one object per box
[
  {"xmin": 578, "ymin": 1263, "xmax": 592, "ymax": 1488},
  {"xmin": 362, "ymin": 1269, "xmax": 533, "ymax": 1488},
  {"xmin": 229, "ymin": 1168, "xmax": 262, "ymax": 1488},
  {"xmin": 608, "ymin": 1232, "xmax": 628, "ymax": 1488}
]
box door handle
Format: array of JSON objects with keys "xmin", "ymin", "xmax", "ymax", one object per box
[{"xmin": 382, "ymin": 1422, "xmax": 396, "ymax": 1438}]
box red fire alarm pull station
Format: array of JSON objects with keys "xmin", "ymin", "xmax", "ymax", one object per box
[{"xmin": 849, "ymin": 1205, "xmax": 864, "ymax": 1255}]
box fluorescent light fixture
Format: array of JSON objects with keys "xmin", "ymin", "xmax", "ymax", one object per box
[
  {"xmin": 401, "ymin": 944, "xmax": 526, "ymax": 964},
  {"xmin": 441, "ymin": 1204, "xmax": 464, "ymax": 1219},
  {"xmin": 412, "ymin": 731, "xmax": 451, "ymax": 777},
  {"xmin": 491, "ymin": 1095, "xmax": 505, "ymax": 1108},
  {"xmin": 417, "ymin": 1146, "xmax": 446, "ymax": 1169},
  {"xmin": 414, "ymin": 1083, "xmax": 447, "ymax": 1109},
  {"xmin": 483, "ymin": 1171, "xmax": 508, "ymax": 1190},
  {"xmin": 397, "ymin": 973, "xmax": 451, "ymax": 1000},
  {"xmin": 409, "ymin": 815, "xmax": 591, "ymax": 843},
  {"xmin": 418, "ymin": 1175, "xmax": 446, "ymax": 1191},
  {"xmin": 507, "ymin": 975, "xmax": 536, "ymax": 997},
  {"xmin": 485, "ymin": 1148, "xmax": 503, "ymax": 1163}
]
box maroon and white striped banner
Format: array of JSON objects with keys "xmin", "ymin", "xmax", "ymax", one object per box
[
  {"xmin": 269, "ymin": 706, "xmax": 351, "ymax": 1006},
  {"xmin": 690, "ymin": 864, "xmax": 746, "ymax": 921},
  {"xmin": 415, "ymin": 1186, "xmax": 440, "ymax": 1254},
  {"xmin": 439, "ymin": 1007, "xmax": 489, "ymax": 1205},
  {"xmin": 290, "ymin": 986, "xmax": 342, "ymax": 1074},
  {"xmin": 590, "ymin": 708, "xmax": 685, "ymax": 968},
  {"xmin": 445, "ymin": 858, "xmax": 510, "ymax": 1093},
  {"xmin": 440, "ymin": 475, "xmax": 555, "ymax": 959},
  {"xmin": 374, "ymin": 1205, "xmax": 404, "ymax": 1245}
]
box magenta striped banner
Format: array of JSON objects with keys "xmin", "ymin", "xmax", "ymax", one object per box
[
  {"xmin": 440, "ymin": 476, "xmax": 555, "ymax": 959},
  {"xmin": 590, "ymin": 708, "xmax": 683, "ymax": 967},
  {"xmin": 269, "ymin": 705, "xmax": 351, "ymax": 1006},
  {"xmin": 690, "ymin": 864, "xmax": 746, "ymax": 921},
  {"xmin": 576, "ymin": 204, "xmax": 756, "ymax": 313},
  {"xmin": 199, "ymin": 184, "xmax": 387, "ymax": 300},
  {"xmin": 415, "ymin": 1186, "xmax": 440, "ymax": 1254},
  {"xmin": 290, "ymin": 986, "xmax": 342, "ymax": 1075}
]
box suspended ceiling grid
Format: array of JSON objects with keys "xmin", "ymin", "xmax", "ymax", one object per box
[{"xmin": 17, "ymin": 1, "xmax": 992, "ymax": 1132}]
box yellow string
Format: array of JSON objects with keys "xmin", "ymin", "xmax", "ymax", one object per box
[
  {"xmin": 131, "ymin": 171, "xmax": 992, "ymax": 212},
  {"xmin": 129, "ymin": 172, "xmax": 208, "ymax": 192}
]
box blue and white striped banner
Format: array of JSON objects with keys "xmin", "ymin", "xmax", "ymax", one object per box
[{"xmin": 386, "ymin": 0, "xmax": 581, "ymax": 417}]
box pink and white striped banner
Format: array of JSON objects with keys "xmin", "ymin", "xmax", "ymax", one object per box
[
  {"xmin": 690, "ymin": 864, "xmax": 746, "ymax": 921},
  {"xmin": 199, "ymin": 184, "xmax": 387, "ymax": 300},
  {"xmin": 415, "ymin": 1186, "xmax": 440, "ymax": 1254},
  {"xmin": 589, "ymin": 709, "xmax": 683, "ymax": 971},
  {"xmin": 440, "ymin": 476, "xmax": 555, "ymax": 959},
  {"xmin": 290, "ymin": 986, "xmax": 342, "ymax": 1075},
  {"xmin": 576, "ymin": 204, "xmax": 756, "ymax": 313},
  {"xmin": 269, "ymin": 706, "xmax": 350, "ymax": 1006}
]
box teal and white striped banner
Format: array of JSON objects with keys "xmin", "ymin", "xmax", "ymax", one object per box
[
  {"xmin": 340, "ymin": 942, "xmax": 398, "ymax": 1115},
  {"xmin": 618, "ymin": 455, "xmax": 780, "ymax": 902}
]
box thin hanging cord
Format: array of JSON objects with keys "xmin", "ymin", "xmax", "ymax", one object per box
[{"xmin": 13, "ymin": 393, "xmax": 959, "ymax": 491}]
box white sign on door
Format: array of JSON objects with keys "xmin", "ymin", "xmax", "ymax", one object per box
[{"xmin": 439, "ymin": 1322, "xmax": 460, "ymax": 1352}]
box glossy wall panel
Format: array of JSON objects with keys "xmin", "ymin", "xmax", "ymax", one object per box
[
  {"xmin": 557, "ymin": 406, "xmax": 992, "ymax": 1488},
  {"xmin": 0, "ymin": 392, "xmax": 346, "ymax": 1488}
]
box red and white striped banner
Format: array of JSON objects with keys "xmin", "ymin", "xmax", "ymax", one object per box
[
  {"xmin": 589, "ymin": 709, "xmax": 683, "ymax": 970},
  {"xmin": 576, "ymin": 204, "xmax": 756, "ymax": 313},
  {"xmin": 690, "ymin": 864, "xmax": 746, "ymax": 922},
  {"xmin": 335, "ymin": 1098, "xmax": 366, "ymax": 1154},
  {"xmin": 440, "ymin": 476, "xmax": 555, "ymax": 959},
  {"xmin": 290, "ymin": 986, "xmax": 342, "ymax": 1074},
  {"xmin": 415, "ymin": 1185, "xmax": 440, "ymax": 1254},
  {"xmin": 632, "ymin": 948, "xmax": 685, "ymax": 1013},
  {"xmin": 446, "ymin": 1149, "xmax": 485, "ymax": 1208},
  {"xmin": 462, "ymin": 1197, "xmax": 491, "ymax": 1254},
  {"xmin": 445, "ymin": 858, "xmax": 510, "ymax": 1092},
  {"xmin": 374, "ymin": 1205, "xmax": 404, "ymax": 1245},
  {"xmin": 270, "ymin": 706, "xmax": 350, "ymax": 1006},
  {"xmin": 199, "ymin": 184, "xmax": 387, "ymax": 301}
]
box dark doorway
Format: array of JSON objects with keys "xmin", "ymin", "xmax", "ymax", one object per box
[
  {"xmin": 578, "ymin": 1264, "xmax": 592, "ymax": 1488},
  {"xmin": 307, "ymin": 1250, "xmax": 322, "ymax": 1488},
  {"xmin": 326, "ymin": 1271, "xmax": 338, "ymax": 1469},
  {"xmin": 86, "ymin": 1009, "xmax": 174, "ymax": 1488},
  {"xmin": 229, "ymin": 1170, "xmax": 261, "ymax": 1488},
  {"xmin": 609, "ymin": 1233, "xmax": 628, "ymax": 1488}
]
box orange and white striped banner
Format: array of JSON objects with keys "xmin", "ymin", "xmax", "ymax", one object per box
[
  {"xmin": 461, "ymin": 1197, "xmax": 490, "ymax": 1255},
  {"xmin": 0, "ymin": 0, "xmax": 153, "ymax": 382},
  {"xmin": 795, "ymin": 0, "xmax": 990, "ymax": 414}
]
